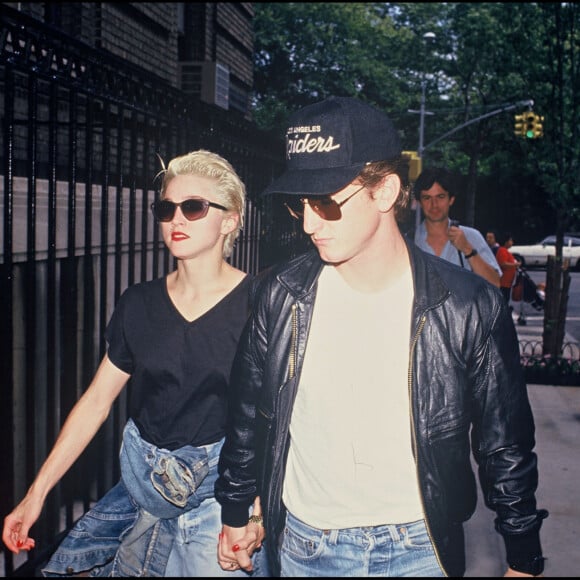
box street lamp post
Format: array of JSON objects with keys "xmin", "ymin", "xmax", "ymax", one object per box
[
  {"xmin": 417, "ymin": 31, "xmax": 436, "ymax": 159},
  {"xmin": 408, "ymin": 31, "xmax": 436, "ymax": 231},
  {"xmin": 419, "ymin": 78, "xmax": 427, "ymax": 158}
]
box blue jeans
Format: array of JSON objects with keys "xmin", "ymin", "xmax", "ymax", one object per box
[
  {"xmin": 42, "ymin": 480, "xmax": 139, "ymax": 577},
  {"xmin": 165, "ymin": 495, "xmax": 270, "ymax": 577},
  {"xmin": 280, "ymin": 511, "xmax": 444, "ymax": 577}
]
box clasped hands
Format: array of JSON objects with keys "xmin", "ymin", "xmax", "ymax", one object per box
[{"xmin": 217, "ymin": 499, "xmax": 265, "ymax": 573}]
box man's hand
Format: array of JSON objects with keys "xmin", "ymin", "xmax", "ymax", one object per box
[
  {"xmin": 448, "ymin": 224, "xmax": 470, "ymax": 255},
  {"xmin": 217, "ymin": 498, "xmax": 265, "ymax": 573},
  {"xmin": 218, "ymin": 521, "xmax": 265, "ymax": 573}
]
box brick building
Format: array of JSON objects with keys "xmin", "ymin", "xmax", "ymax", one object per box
[{"xmin": 2, "ymin": 2, "xmax": 254, "ymax": 116}]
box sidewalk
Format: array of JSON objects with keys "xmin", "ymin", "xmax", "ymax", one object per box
[
  {"xmin": 464, "ymin": 310, "xmax": 580, "ymax": 577},
  {"xmin": 464, "ymin": 384, "xmax": 580, "ymax": 577}
]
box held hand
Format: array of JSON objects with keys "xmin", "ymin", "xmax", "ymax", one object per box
[
  {"xmin": 218, "ymin": 523, "xmax": 263, "ymax": 573},
  {"xmin": 2, "ymin": 495, "xmax": 42, "ymax": 554},
  {"xmin": 250, "ymin": 496, "xmax": 265, "ymax": 548},
  {"xmin": 217, "ymin": 497, "xmax": 265, "ymax": 572}
]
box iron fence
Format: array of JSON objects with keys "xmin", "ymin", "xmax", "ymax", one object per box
[
  {"xmin": 519, "ymin": 340, "xmax": 580, "ymax": 386},
  {"xmin": 0, "ymin": 7, "xmax": 298, "ymax": 576}
]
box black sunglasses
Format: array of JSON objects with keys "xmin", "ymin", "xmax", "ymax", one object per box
[
  {"xmin": 151, "ymin": 197, "xmax": 228, "ymax": 222},
  {"xmin": 284, "ymin": 185, "xmax": 365, "ymax": 222}
]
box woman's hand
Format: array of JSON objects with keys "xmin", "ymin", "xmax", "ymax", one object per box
[
  {"xmin": 217, "ymin": 497, "xmax": 265, "ymax": 572},
  {"xmin": 2, "ymin": 495, "xmax": 41, "ymax": 554}
]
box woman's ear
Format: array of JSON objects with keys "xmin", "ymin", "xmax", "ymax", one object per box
[{"xmin": 221, "ymin": 213, "xmax": 240, "ymax": 236}]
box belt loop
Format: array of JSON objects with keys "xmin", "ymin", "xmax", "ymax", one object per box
[
  {"xmin": 388, "ymin": 524, "xmax": 400, "ymax": 542},
  {"xmin": 327, "ymin": 528, "xmax": 339, "ymax": 545}
]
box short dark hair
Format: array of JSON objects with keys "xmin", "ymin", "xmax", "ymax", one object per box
[
  {"xmin": 413, "ymin": 167, "xmax": 455, "ymax": 200},
  {"xmin": 497, "ymin": 231, "xmax": 513, "ymax": 246}
]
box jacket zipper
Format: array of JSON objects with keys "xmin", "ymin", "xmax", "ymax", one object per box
[
  {"xmin": 408, "ymin": 313, "xmax": 448, "ymax": 577},
  {"xmin": 288, "ymin": 303, "xmax": 298, "ymax": 379}
]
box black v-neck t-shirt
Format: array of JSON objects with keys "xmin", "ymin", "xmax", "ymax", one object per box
[{"xmin": 105, "ymin": 274, "xmax": 253, "ymax": 450}]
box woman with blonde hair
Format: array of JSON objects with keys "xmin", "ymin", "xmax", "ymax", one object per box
[{"xmin": 3, "ymin": 150, "xmax": 267, "ymax": 577}]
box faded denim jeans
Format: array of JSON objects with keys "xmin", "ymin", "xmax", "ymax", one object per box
[{"xmin": 280, "ymin": 511, "xmax": 444, "ymax": 577}]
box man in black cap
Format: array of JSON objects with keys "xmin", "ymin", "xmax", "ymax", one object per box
[{"xmin": 215, "ymin": 96, "xmax": 547, "ymax": 577}]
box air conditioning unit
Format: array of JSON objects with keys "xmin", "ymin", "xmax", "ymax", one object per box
[{"xmin": 179, "ymin": 61, "xmax": 229, "ymax": 110}]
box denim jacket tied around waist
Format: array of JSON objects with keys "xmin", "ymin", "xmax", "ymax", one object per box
[{"xmin": 42, "ymin": 418, "xmax": 222, "ymax": 577}]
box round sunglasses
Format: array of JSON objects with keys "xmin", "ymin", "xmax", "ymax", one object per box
[
  {"xmin": 151, "ymin": 197, "xmax": 228, "ymax": 222},
  {"xmin": 284, "ymin": 185, "xmax": 365, "ymax": 221}
]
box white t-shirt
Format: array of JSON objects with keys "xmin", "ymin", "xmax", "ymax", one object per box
[{"xmin": 282, "ymin": 264, "xmax": 424, "ymax": 529}]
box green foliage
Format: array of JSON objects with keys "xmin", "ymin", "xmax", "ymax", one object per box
[
  {"xmin": 523, "ymin": 355, "xmax": 580, "ymax": 387},
  {"xmin": 253, "ymin": 3, "xmax": 417, "ymax": 134}
]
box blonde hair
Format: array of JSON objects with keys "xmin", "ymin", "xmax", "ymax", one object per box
[{"xmin": 158, "ymin": 149, "xmax": 246, "ymax": 258}]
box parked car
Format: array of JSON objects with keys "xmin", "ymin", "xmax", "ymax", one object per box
[{"xmin": 510, "ymin": 234, "xmax": 580, "ymax": 270}]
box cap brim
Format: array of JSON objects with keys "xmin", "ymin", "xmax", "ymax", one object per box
[{"xmin": 261, "ymin": 164, "xmax": 365, "ymax": 197}]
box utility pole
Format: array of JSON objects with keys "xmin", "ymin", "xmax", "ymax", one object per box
[{"xmin": 408, "ymin": 31, "xmax": 436, "ymax": 231}]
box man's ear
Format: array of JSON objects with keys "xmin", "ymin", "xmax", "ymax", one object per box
[{"xmin": 376, "ymin": 174, "xmax": 401, "ymax": 213}]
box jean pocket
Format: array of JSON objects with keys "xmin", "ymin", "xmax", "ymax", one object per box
[
  {"xmin": 281, "ymin": 515, "xmax": 325, "ymax": 561},
  {"xmin": 401, "ymin": 521, "xmax": 435, "ymax": 551}
]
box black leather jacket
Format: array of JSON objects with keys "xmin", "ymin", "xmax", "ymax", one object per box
[{"xmin": 216, "ymin": 238, "xmax": 547, "ymax": 577}]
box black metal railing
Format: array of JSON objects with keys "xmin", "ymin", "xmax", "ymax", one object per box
[
  {"xmin": 519, "ymin": 340, "xmax": 580, "ymax": 386},
  {"xmin": 0, "ymin": 6, "xmax": 294, "ymax": 576}
]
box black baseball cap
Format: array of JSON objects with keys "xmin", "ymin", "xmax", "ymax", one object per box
[{"xmin": 261, "ymin": 96, "xmax": 401, "ymax": 197}]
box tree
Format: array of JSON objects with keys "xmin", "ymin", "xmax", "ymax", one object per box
[
  {"xmin": 528, "ymin": 4, "xmax": 580, "ymax": 356},
  {"xmin": 252, "ymin": 3, "xmax": 417, "ymax": 134}
]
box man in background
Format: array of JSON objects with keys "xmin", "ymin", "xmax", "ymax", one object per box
[
  {"xmin": 413, "ymin": 167, "xmax": 501, "ymax": 287},
  {"xmin": 486, "ymin": 229, "xmax": 500, "ymax": 255}
]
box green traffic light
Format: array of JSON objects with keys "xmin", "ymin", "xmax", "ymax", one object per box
[
  {"xmin": 514, "ymin": 111, "xmax": 544, "ymax": 140},
  {"xmin": 524, "ymin": 112, "xmax": 536, "ymax": 138}
]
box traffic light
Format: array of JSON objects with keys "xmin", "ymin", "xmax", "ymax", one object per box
[
  {"xmin": 514, "ymin": 113, "xmax": 525, "ymax": 137},
  {"xmin": 514, "ymin": 111, "xmax": 544, "ymax": 139},
  {"xmin": 533, "ymin": 113, "xmax": 544, "ymax": 138},
  {"xmin": 402, "ymin": 150, "xmax": 422, "ymax": 182},
  {"xmin": 523, "ymin": 112, "xmax": 536, "ymax": 139}
]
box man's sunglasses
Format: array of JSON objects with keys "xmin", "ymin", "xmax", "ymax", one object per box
[
  {"xmin": 150, "ymin": 197, "xmax": 228, "ymax": 222},
  {"xmin": 284, "ymin": 185, "xmax": 365, "ymax": 222}
]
